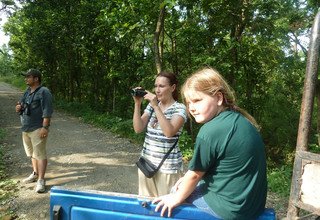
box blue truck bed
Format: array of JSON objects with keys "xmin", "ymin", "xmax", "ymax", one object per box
[{"xmin": 50, "ymin": 186, "xmax": 276, "ymax": 220}]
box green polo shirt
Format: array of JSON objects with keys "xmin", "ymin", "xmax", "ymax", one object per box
[{"xmin": 188, "ymin": 110, "xmax": 267, "ymax": 220}]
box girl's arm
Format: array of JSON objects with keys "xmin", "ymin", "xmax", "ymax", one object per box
[{"xmin": 152, "ymin": 170, "xmax": 205, "ymax": 217}]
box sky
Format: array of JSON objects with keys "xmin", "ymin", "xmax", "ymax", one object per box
[{"xmin": 0, "ymin": 12, "xmax": 10, "ymax": 46}]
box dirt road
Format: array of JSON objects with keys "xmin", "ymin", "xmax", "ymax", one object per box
[{"xmin": 0, "ymin": 82, "xmax": 141, "ymax": 220}]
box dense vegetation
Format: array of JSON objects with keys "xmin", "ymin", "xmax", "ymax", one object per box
[{"xmin": 1, "ymin": 0, "xmax": 320, "ymax": 197}]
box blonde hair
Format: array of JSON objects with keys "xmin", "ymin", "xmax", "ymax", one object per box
[{"xmin": 181, "ymin": 67, "xmax": 260, "ymax": 129}]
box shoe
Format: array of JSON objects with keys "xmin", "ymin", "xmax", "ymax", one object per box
[
  {"xmin": 35, "ymin": 179, "xmax": 46, "ymax": 193},
  {"xmin": 22, "ymin": 171, "xmax": 38, "ymax": 183}
]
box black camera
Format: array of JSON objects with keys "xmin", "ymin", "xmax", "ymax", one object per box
[
  {"xmin": 131, "ymin": 88, "xmax": 147, "ymax": 97},
  {"xmin": 19, "ymin": 103, "xmax": 30, "ymax": 115}
]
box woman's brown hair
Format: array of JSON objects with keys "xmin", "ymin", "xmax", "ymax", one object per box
[{"xmin": 157, "ymin": 71, "xmax": 179, "ymax": 101}]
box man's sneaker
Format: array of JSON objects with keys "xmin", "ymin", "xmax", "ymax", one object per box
[
  {"xmin": 35, "ymin": 179, "xmax": 46, "ymax": 193},
  {"xmin": 22, "ymin": 172, "xmax": 38, "ymax": 183}
]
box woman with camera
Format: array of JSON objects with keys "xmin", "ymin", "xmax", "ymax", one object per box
[{"xmin": 132, "ymin": 71, "xmax": 187, "ymax": 197}]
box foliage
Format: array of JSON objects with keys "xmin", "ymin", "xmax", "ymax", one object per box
[
  {"xmin": 309, "ymin": 143, "xmax": 320, "ymax": 153},
  {"xmin": 3, "ymin": 0, "xmax": 311, "ymax": 120},
  {"xmin": 267, "ymin": 164, "xmax": 293, "ymax": 197},
  {"xmin": 261, "ymin": 56, "xmax": 305, "ymax": 167},
  {"xmin": 178, "ymin": 130, "xmax": 194, "ymax": 160},
  {"xmin": 0, "ymin": 45, "xmax": 17, "ymax": 76}
]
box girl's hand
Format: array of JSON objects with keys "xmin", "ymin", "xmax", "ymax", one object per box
[{"xmin": 152, "ymin": 194, "xmax": 181, "ymax": 217}]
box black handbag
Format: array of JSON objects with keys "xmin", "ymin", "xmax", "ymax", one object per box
[
  {"xmin": 136, "ymin": 139, "xmax": 178, "ymax": 178},
  {"xmin": 136, "ymin": 156, "xmax": 158, "ymax": 178}
]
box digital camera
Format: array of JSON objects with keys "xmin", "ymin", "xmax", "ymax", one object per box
[
  {"xmin": 19, "ymin": 103, "xmax": 30, "ymax": 115},
  {"xmin": 131, "ymin": 88, "xmax": 147, "ymax": 97}
]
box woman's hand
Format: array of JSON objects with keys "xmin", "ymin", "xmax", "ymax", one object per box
[
  {"xmin": 132, "ymin": 87, "xmax": 149, "ymax": 133},
  {"xmin": 132, "ymin": 87, "xmax": 145, "ymax": 104},
  {"xmin": 143, "ymin": 90, "xmax": 158, "ymax": 108},
  {"xmin": 132, "ymin": 95, "xmax": 144, "ymax": 105}
]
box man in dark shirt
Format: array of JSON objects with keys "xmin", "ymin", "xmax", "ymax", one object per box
[{"xmin": 15, "ymin": 69, "xmax": 53, "ymax": 193}]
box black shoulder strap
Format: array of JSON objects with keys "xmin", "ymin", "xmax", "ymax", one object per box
[
  {"xmin": 148, "ymin": 108, "xmax": 154, "ymax": 122},
  {"xmin": 23, "ymin": 86, "xmax": 43, "ymax": 103},
  {"xmin": 147, "ymin": 105, "xmax": 179, "ymax": 171},
  {"xmin": 155, "ymin": 138, "xmax": 179, "ymax": 172},
  {"xmin": 23, "ymin": 85, "xmax": 43, "ymax": 97},
  {"xmin": 33, "ymin": 85, "xmax": 43, "ymax": 94}
]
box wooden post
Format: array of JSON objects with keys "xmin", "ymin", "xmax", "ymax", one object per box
[{"xmin": 287, "ymin": 9, "xmax": 320, "ymax": 219}]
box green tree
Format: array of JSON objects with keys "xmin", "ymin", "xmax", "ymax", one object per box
[
  {"xmin": 3, "ymin": 0, "xmax": 314, "ymax": 165},
  {"xmin": 0, "ymin": 44, "xmax": 15, "ymax": 76}
]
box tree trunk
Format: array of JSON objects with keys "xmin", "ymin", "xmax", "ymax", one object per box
[{"xmin": 154, "ymin": 4, "xmax": 166, "ymax": 74}]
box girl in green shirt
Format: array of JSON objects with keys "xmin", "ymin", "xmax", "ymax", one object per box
[{"xmin": 153, "ymin": 67, "xmax": 267, "ymax": 220}]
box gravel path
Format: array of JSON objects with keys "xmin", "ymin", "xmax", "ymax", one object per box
[{"xmin": 0, "ymin": 82, "xmax": 141, "ymax": 220}]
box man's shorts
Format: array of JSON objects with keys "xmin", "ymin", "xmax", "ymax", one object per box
[{"xmin": 22, "ymin": 128, "xmax": 47, "ymax": 160}]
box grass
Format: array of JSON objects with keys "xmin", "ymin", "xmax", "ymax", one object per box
[{"xmin": 267, "ymin": 165, "xmax": 292, "ymax": 197}]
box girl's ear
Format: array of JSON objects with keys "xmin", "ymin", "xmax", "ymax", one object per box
[{"xmin": 217, "ymin": 91, "xmax": 224, "ymax": 106}]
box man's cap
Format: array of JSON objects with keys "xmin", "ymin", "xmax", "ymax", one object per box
[{"xmin": 21, "ymin": 69, "xmax": 42, "ymax": 78}]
